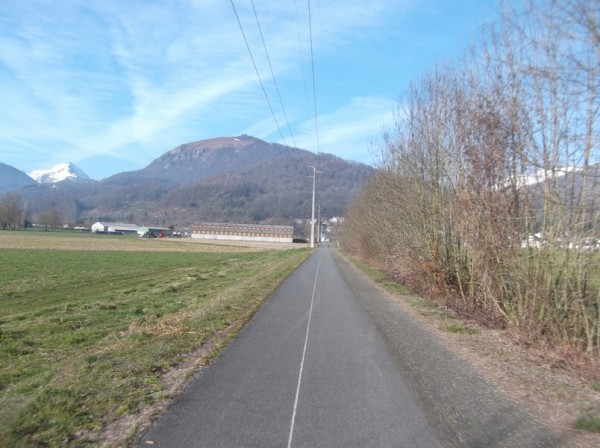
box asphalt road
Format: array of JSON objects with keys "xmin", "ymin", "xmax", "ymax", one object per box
[{"xmin": 139, "ymin": 248, "xmax": 562, "ymax": 447}]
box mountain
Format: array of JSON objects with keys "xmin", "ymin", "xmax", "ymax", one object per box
[
  {"xmin": 14, "ymin": 136, "xmax": 375, "ymax": 230},
  {"xmin": 0, "ymin": 162, "xmax": 37, "ymax": 193},
  {"xmin": 142, "ymin": 135, "xmax": 297, "ymax": 183},
  {"xmin": 510, "ymin": 166, "xmax": 583, "ymax": 188},
  {"xmin": 28, "ymin": 162, "xmax": 94, "ymax": 184}
]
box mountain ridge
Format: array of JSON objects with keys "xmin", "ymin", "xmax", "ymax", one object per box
[
  {"xmin": 139, "ymin": 135, "xmax": 305, "ymax": 185},
  {"xmin": 10, "ymin": 136, "xmax": 375, "ymax": 230}
]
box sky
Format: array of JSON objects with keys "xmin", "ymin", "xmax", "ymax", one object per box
[{"xmin": 0, "ymin": 0, "xmax": 502, "ymax": 180}]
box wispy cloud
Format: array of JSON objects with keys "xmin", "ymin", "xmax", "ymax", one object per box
[
  {"xmin": 293, "ymin": 96, "xmax": 395, "ymax": 163},
  {"xmin": 0, "ymin": 0, "xmax": 404, "ymax": 174}
]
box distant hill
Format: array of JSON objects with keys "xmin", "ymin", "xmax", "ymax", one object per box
[
  {"xmin": 15, "ymin": 136, "xmax": 375, "ymax": 229},
  {"xmin": 0, "ymin": 162, "xmax": 37, "ymax": 193}
]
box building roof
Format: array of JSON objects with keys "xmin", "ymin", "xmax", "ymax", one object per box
[
  {"xmin": 191, "ymin": 222, "xmax": 293, "ymax": 236},
  {"xmin": 94, "ymin": 221, "xmax": 139, "ymax": 231},
  {"xmin": 192, "ymin": 222, "xmax": 293, "ymax": 230}
]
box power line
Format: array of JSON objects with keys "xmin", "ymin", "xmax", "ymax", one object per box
[
  {"xmin": 230, "ymin": 0, "xmax": 289, "ymax": 149},
  {"xmin": 231, "ymin": 0, "xmax": 320, "ymax": 230},
  {"xmin": 307, "ymin": 0, "xmax": 322, "ymax": 241},
  {"xmin": 249, "ymin": 0, "xmax": 308, "ymax": 178},
  {"xmin": 231, "ymin": 0, "xmax": 305, "ymax": 179},
  {"xmin": 250, "ymin": 0, "xmax": 298, "ymax": 151},
  {"xmin": 294, "ymin": 0, "xmax": 311, "ymax": 119},
  {"xmin": 307, "ymin": 0, "xmax": 320, "ymax": 158}
]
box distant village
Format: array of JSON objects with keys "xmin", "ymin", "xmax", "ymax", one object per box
[{"xmin": 47, "ymin": 217, "xmax": 346, "ymax": 245}]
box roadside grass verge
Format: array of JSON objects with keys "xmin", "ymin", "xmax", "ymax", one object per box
[
  {"xmin": 0, "ymin": 246, "xmax": 310, "ymax": 446},
  {"xmin": 346, "ymin": 256, "xmax": 412, "ymax": 295},
  {"xmin": 575, "ymin": 413, "xmax": 600, "ymax": 433},
  {"xmin": 340, "ymin": 251, "xmax": 479, "ymax": 335}
]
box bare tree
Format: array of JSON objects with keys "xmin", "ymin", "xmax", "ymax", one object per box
[
  {"xmin": 0, "ymin": 193, "xmax": 22, "ymax": 229},
  {"xmin": 343, "ymin": 0, "xmax": 599, "ymax": 358},
  {"xmin": 39, "ymin": 209, "xmax": 62, "ymax": 231}
]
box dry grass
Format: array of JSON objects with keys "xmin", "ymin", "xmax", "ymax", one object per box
[{"xmin": 0, "ymin": 231, "xmax": 305, "ymax": 252}]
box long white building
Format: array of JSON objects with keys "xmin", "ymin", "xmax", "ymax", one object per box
[{"xmin": 190, "ymin": 222, "xmax": 293, "ymax": 243}]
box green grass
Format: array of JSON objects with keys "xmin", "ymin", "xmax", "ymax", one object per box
[
  {"xmin": 344, "ymin": 255, "xmax": 412, "ymax": 295},
  {"xmin": 406, "ymin": 296, "xmax": 447, "ymax": 316},
  {"xmin": 0, "ymin": 246, "xmax": 310, "ymax": 446},
  {"xmin": 574, "ymin": 412, "xmax": 600, "ymax": 432},
  {"xmin": 442, "ymin": 323, "xmax": 478, "ymax": 335},
  {"xmin": 341, "ymin": 253, "xmax": 481, "ymax": 337}
]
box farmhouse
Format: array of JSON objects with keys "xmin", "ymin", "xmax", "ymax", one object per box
[
  {"xmin": 91, "ymin": 221, "xmax": 139, "ymax": 235},
  {"xmin": 190, "ymin": 222, "xmax": 294, "ymax": 243}
]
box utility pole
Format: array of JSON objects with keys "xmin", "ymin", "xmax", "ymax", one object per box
[
  {"xmin": 309, "ymin": 166, "xmax": 316, "ymax": 248},
  {"xmin": 317, "ymin": 203, "xmax": 321, "ymax": 245}
]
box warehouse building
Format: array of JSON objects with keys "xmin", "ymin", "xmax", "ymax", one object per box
[
  {"xmin": 91, "ymin": 222, "xmax": 139, "ymax": 235},
  {"xmin": 137, "ymin": 226, "xmax": 172, "ymax": 238},
  {"xmin": 190, "ymin": 222, "xmax": 293, "ymax": 243}
]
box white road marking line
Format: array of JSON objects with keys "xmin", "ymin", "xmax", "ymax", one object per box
[{"xmin": 287, "ymin": 251, "xmax": 322, "ymax": 448}]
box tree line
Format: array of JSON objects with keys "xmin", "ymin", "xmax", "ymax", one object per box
[
  {"xmin": 342, "ymin": 0, "xmax": 599, "ymax": 360},
  {"xmin": 0, "ymin": 193, "xmax": 62, "ymax": 230}
]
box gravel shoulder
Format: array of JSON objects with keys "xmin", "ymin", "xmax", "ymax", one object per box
[{"xmin": 331, "ymin": 249, "xmax": 600, "ymax": 448}]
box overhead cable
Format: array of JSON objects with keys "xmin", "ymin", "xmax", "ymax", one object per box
[
  {"xmin": 230, "ymin": 0, "xmax": 289, "ymax": 149},
  {"xmin": 231, "ymin": 0, "xmax": 305, "ymax": 178},
  {"xmin": 251, "ymin": 0, "xmax": 299, "ymax": 151},
  {"xmin": 307, "ymin": 0, "xmax": 320, "ymax": 159}
]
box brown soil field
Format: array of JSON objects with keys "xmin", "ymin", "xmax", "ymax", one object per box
[{"xmin": 0, "ymin": 231, "xmax": 306, "ymax": 252}]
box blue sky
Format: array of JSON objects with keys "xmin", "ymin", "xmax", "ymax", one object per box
[{"xmin": 0, "ymin": 0, "xmax": 501, "ymax": 180}]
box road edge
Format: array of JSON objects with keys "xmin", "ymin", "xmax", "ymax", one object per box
[{"xmin": 330, "ymin": 249, "xmax": 575, "ymax": 447}]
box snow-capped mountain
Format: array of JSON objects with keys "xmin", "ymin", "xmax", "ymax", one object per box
[
  {"xmin": 517, "ymin": 166, "xmax": 583, "ymax": 187},
  {"xmin": 28, "ymin": 162, "xmax": 94, "ymax": 184},
  {"xmin": 504, "ymin": 166, "xmax": 584, "ymax": 189}
]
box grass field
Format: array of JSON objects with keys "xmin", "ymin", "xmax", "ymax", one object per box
[{"xmin": 0, "ymin": 231, "xmax": 310, "ymax": 446}]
